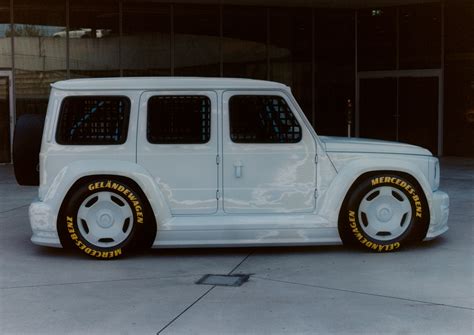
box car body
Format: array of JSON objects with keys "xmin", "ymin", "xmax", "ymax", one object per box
[{"xmin": 24, "ymin": 77, "xmax": 449, "ymax": 258}]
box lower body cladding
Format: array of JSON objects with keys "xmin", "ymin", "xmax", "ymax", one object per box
[{"xmin": 28, "ymin": 190, "xmax": 449, "ymax": 250}]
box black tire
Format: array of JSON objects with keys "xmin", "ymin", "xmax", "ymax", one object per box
[
  {"xmin": 13, "ymin": 114, "xmax": 45, "ymax": 186},
  {"xmin": 338, "ymin": 173, "xmax": 429, "ymax": 252},
  {"xmin": 58, "ymin": 178, "xmax": 148, "ymax": 259}
]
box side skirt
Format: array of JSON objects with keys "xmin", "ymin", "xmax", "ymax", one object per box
[{"xmin": 152, "ymin": 227, "xmax": 342, "ymax": 248}]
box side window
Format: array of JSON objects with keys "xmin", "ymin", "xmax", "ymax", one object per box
[
  {"xmin": 147, "ymin": 95, "xmax": 211, "ymax": 144},
  {"xmin": 229, "ymin": 95, "xmax": 302, "ymax": 143},
  {"xmin": 56, "ymin": 96, "xmax": 130, "ymax": 145}
]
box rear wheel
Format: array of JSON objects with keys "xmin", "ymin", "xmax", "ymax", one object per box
[
  {"xmin": 58, "ymin": 178, "xmax": 147, "ymax": 259},
  {"xmin": 339, "ymin": 173, "xmax": 429, "ymax": 252}
]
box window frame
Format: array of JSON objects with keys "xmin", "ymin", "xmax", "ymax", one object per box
[
  {"xmin": 227, "ymin": 93, "xmax": 303, "ymax": 144},
  {"xmin": 146, "ymin": 94, "xmax": 212, "ymax": 145},
  {"xmin": 55, "ymin": 95, "xmax": 131, "ymax": 146}
]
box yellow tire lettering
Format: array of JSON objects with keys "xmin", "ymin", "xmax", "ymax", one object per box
[{"xmin": 70, "ymin": 181, "xmax": 146, "ymax": 257}]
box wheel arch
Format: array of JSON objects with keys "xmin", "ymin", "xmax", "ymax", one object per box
[
  {"xmin": 42, "ymin": 160, "xmax": 171, "ymax": 240},
  {"xmin": 317, "ymin": 158, "xmax": 433, "ymax": 227}
]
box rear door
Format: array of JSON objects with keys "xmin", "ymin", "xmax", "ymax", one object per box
[
  {"xmin": 222, "ymin": 91, "xmax": 317, "ymax": 214},
  {"xmin": 137, "ymin": 91, "xmax": 218, "ymax": 215}
]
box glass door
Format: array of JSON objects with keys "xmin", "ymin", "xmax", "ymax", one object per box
[
  {"xmin": 359, "ymin": 78, "xmax": 397, "ymax": 141},
  {"xmin": 399, "ymin": 77, "xmax": 439, "ymax": 154},
  {"xmin": 357, "ymin": 70, "xmax": 442, "ymax": 155},
  {"xmin": 0, "ymin": 75, "xmax": 10, "ymax": 163}
]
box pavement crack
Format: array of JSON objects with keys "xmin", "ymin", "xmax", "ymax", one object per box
[
  {"xmin": 0, "ymin": 274, "xmax": 200, "ymax": 290},
  {"xmin": 253, "ymin": 276, "xmax": 474, "ymax": 311},
  {"xmin": 0, "ymin": 204, "xmax": 30, "ymax": 214},
  {"xmin": 156, "ymin": 285, "xmax": 215, "ymax": 335},
  {"xmin": 156, "ymin": 250, "xmax": 255, "ymax": 334},
  {"xmin": 228, "ymin": 249, "xmax": 254, "ymax": 275}
]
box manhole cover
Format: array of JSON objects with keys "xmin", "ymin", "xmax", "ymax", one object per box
[{"xmin": 196, "ymin": 274, "xmax": 250, "ymax": 287}]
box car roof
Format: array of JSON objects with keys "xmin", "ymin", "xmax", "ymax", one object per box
[{"xmin": 51, "ymin": 77, "xmax": 290, "ymax": 91}]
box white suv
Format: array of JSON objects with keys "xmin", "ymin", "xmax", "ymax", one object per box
[{"xmin": 14, "ymin": 77, "xmax": 449, "ymax": 259}]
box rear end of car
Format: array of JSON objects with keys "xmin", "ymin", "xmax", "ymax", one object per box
[{"xmin": 26, "ymin": 85, "xmax": 140, "ymax": 248}]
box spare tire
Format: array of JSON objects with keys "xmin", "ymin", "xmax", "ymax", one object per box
[{"xmin": 13, "ymin": 114, "xmax": 45, "ymax": 186}]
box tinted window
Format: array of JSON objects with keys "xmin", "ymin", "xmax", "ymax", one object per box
[
  {"xmin": 56, "ymin": 96, "xmax": 130, "ymax": 145},
  {"xmin": 229, "ymin": 95, "xmax": 302, "ymax": 143},
  {"xmin": 147, "ymin": 96, "xmax": 211, "ymax": 144}
]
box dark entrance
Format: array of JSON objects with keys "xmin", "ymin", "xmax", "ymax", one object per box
[{"xmin": 359, "ymin": 75, "xmax": 439, "ymax": 155}]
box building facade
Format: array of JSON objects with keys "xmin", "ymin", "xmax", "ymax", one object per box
[{"xmin": 0, "ymin": 0, "xmax": 472, "ymax": 162}]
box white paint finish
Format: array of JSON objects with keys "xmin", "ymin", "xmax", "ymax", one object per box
[
  {"xmin": 160, "ymin": 212, "xmax": 333, "ymax": 231},
  {"xmin": 315, "ymin": 154, "xmax": 436, "ymax": 228},
  {"xmin": 425, "ymin": 190, "xmax": 449, "ymax": 240},
  {"xmin": 51, "ymin": 77, "xmax": 289, "ymax": 92},
  {"xmin": 153, "ymin": 227, "xmax": 341, "ymax": 248},
  {"xmin": 39, "ymin": 89, "xmax": 140, "ymax": 200},
  {"xmin": 320, "ymin": 136, "xmax": 432, "ymax": 156},
  {"xmin": 38, "ymin": 159, "xmax": 173, "ymax": 230},
  {"xmin": 137, "ymin": 91, "xmax": 219, "ymax": 215},
  {"xmin": 29, "ymin": 78, "xmax": 449, "ymax": 250},
  {"xmin": 221, "ymin": 90, "xmax": 317, "ymax": 214},
  {"xmin": 29, "ymin": 200, "xmax": 62, "ymax": 247}
]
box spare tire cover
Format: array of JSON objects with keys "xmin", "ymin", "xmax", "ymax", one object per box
[{"xmin": 13, "ymin": 114, "xmax": 45, "ymax": 186}]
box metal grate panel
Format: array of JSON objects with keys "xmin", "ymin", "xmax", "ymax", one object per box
[
  {"xmin": 56, "ymin": 96, "xmax": 130, "ymax": 145},
  {"xmin": 147, "ymin": 95, "xmax": 211, "ymax": 144},
  {"xmin": 196, "ymin": 274, "xmax": 250, "ymax": 287},
  {"xmin": 229, "ymin": 95, "xmax": 302, "ymax": 143}
]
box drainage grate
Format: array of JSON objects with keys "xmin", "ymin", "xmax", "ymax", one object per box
[{"xmin": 196, "ymin": 274, "xmax": 250, "ymax": 287}]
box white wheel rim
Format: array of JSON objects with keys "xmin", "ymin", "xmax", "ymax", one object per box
[
  {"xmin": 77, "ymin": 191, "xmax": 134, "ymax": 248},
  {"xmin": 358, "ymin": 186, "xmax": 412, "ymax": 241}
]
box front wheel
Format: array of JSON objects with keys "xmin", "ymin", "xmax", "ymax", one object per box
[
  {"xmin": 339, "ymin": 173, "xmax": 429, "ymax": 252},
  {"xmin": 58, "ymin": 178, "xmax": 147, "ymax": 259}
]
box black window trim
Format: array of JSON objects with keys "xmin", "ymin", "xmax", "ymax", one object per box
[
  {"xmin": 55, "ymin": 95, "xmax": 131, "ymax": 146},
  {"xmin": 146, "ymin": 94, "xmax": 212, "ymax": 145},
  {"xmin": 227, "ymin": 93, "xmax": 303, "ymax": 144}
]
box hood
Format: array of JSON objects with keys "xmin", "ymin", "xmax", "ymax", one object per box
[{"xmin": 319, "ymin": 136, "xmax": 432, "ymax": 156}]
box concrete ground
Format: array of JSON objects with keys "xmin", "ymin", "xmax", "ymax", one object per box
[{"xmin": 0, "ymin": 158, "xmax": 472, "ymax": 335}]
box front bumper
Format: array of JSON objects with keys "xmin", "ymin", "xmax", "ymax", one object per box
[
  {"xmin": 424, "ymin": 190, "xmax": 450, "ymax": 240},
  {"xmin": 29, "ymin": 200, "xmax": 62, "ymax": 248}
]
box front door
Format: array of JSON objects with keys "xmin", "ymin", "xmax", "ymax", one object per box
[
  {"xmin": 0, "ymin": 75, "xmax": 11, "ymax": 163},
  {"xmin": 222, "ymin": 91, "xmax": 316, "ymax": 214},
  {"xmin": 137, "ymin": 91, "xmax": 218, "ymax": 215}
]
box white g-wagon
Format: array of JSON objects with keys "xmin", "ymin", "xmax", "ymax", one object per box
[{"xmin": 14, "ymin": 78, "xmax": 449, "ymax": 259}]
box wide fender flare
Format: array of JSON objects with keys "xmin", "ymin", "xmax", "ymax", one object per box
[
  {"xmin": 317, "ymin": 157, "xmax": 434, "ymax": 226},
  {"xmin": 43, "ymin": 159, "xmax": 172, "ymax": 228}
]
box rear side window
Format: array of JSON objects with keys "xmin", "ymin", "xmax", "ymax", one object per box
[
  {"xmin": 229, "ymin": 95, "xmax": 302, "ymax": 143},
  {"xmin": 56, "ymin": 96, "xmax": 130, "ymax": 145},
  {"xmin": 147, "ymin": 95, "xmax": 211, "ymax": 144}
]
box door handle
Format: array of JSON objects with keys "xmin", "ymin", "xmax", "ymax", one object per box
[{"xmin": 234, "ymin": 161, "xmax": 243, "ymax": 178}]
